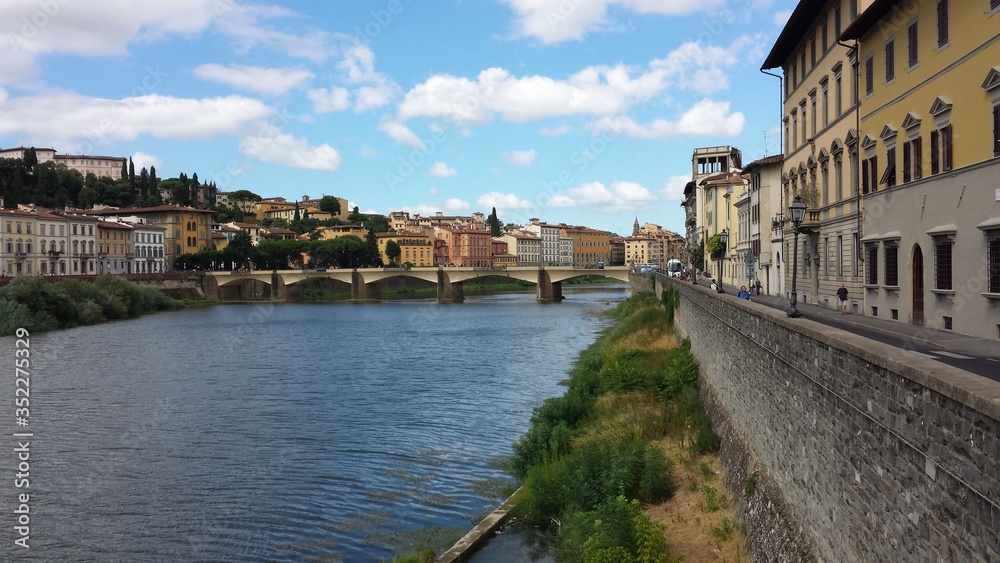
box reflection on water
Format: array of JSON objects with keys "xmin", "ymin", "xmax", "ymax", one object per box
[{"xmin": 0, "ymin": 286, "xmax": 628, "ymax": 561}]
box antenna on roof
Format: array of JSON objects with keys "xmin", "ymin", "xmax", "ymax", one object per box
[{"xmin": 762, "ymin": 131, "xmax": 769, "ymax": 157}]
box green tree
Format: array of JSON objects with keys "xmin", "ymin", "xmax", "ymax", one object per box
[
  {"xmin": 363, "ymin": 214, "xmax": 389, "ymax": 233},
  {"xmin": 293, "ymin": 202, "xmax": 301, "ymax": 222},
  {"xmin": 348, "ymin": 205, "xmax": 365, "ymax": 222},
  {"xmin": 318, "ymin": 195, "xmax": 341, "ymax": 215},
  {"xmin": 23, "ymin": 148, "xmax": 38, "ymax": 170},
  {"xmin": 223, "ymin": 231, "xmax": 255, "ymax": 270},
  {"xmin": 229, "ymin": 189, "xmax": 262, "ymax": 213},
  {"xmin": 488, "ymin": 206, "xmax": 502, "ymax": 237},
  {"xmin": 384, "ymin": 239, "xmax": 401, "ymax": 264}
]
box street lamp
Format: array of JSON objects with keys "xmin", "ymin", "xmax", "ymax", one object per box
[
  {"xmin": 716, "ymin": 229, "xmax": 728, "ymax": 293},
  {"xmin": 787, "ymin": 194, "xmax": 807, "ymax": 318}
]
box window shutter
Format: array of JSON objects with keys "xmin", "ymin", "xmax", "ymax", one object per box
[
  {"xmin": 908, "ymin": 22, "xmax": 918, "ymax": 67},
  {"xmin": 903, "ymin": 141, "xmax": 912, "ymax": 183},
  {"xmin": 930, "ymin": 129, "xmax": 940, "ymax": 173},
  {"xmin": 942, "ymin": 125, "xmax": 953, "ymax": 170},
  {"xmin": 994, "ymin": 104, "xmax": 1000, "ymax": 158},
  {"xmin": 937, "ymin": 0, "xmax": 948, "ymax": 47},
  {"xmin": 885, "ymin": 40, "xmax": 894, "ymax": 82},
  {"xmin": 913, "ymin": 137, "xmax": 922, "ymax": 180},
  {"xmin": 879, "ymin": 149, "xmax": 895, "ymax": 186},
  {"xmin": 866, "ymin": 57, "xmax": 874, "ymax": 95},
  {"xmin": 993, "ymin": 0, "xmax": 1000, "ymax": 11}
]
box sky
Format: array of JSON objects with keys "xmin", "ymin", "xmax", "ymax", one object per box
[{"xmin": 0, "ymin": 0, "xmax": 799, "ymax": 236}]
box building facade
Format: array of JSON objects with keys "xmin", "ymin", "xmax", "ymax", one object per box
[{"xmin": 841, "ymin": 0, "xmax": 1000, "ymax": 339}]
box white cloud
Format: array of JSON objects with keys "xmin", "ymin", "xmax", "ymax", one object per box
[
  {"xmin": 427, "ymin": 187, "xmax": 439, "ymax": 196},
  {"xmin": 308, "ymin": 87, "xmax": 351, "ymax": 113},
  {"xmin": 354, "ymin": 84, "xmax": 398, "ymax": 112},
  {"xmin": 477, "ymin": 192, "xmax": 535, "ymax": 212},
  {"xmin": 0, "ymin": 91, "xmax": 272, "ymax": 149},
  {"xmin": 337, "ymin": 43, "xmax": 399, "ymax": 111},
  {"xmin": 505, "ymin": 149, "xmax": 538, "ymax": 167},
  {"xmin": 358, "ymin": 146, "xmax": 379, "ymax": 158},
  {"xmin": 540, "ymin": 124, "xmax": 571, "ymax": 137},
  {"xmin": 444, "ymin": 197, "xmax": 470, "ymax": 211},
  {"xmin": 239, "ymin": 131, "xmax": 342, "ymax": 171},
  {"xmin": 398, "ymin": 37, "xmax": 751, "ymax": 125},
  {"xmin": 378, "ymin": 121, "xmax": 426, "ymax": 150},
  {"xmin": 663, "ymin": 175, "xmax": 690, "ymax": 202},
  {"xmin": 591, "ymin": 99, "xmax": 745, "ymax": 139},
  {"xmin": 500, "ymin": 0, "xmax": 725, "ymax": 44},
  {"xmin": 194, "ymin": 64, "xmax": 313, "ymax": 96},
  {"xmin": 427, "ymin": 162, "xmax": 458, "ymax": 177},
  {"xmin": 131, "ymin": 151, "xmax": 162, "ymax": 171},
  {"xmin": 213, "ymin": 3, "xmax": 346, "ymax": 62},
  {"xmin": 773, "ymin": 10, "xmax": 793, "ymax": 26},
  {"xmin": 547, "ymin": 181, "xmax": 656, "ymax": 211}
]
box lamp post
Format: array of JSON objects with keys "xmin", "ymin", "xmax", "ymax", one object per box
[
  {"xmin": 787, "ymin": 195, "xmax": 807, "ymax": 318},
  {"xmin": 716, "ymin": 229, "xmax": 728, "ymax": 293}
]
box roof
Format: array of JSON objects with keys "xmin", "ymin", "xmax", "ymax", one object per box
[
  {"xmin": 98, "ymin": 220, "xmax": 133, "ymax": 230},
  {"xmin": 839, "ymin": 0, "xmax": 895, "ymax": 42},
  {"xmin": 761, "ymin": 0, "xmax": 827, "ymax": 70},
  {"xmin": 742, "ymin": 154, "xmax": 785, "ymax": 172}
]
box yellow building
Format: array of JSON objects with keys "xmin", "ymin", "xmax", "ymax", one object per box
[
  {"xmin": 559, "ymin": 225, "xmax": 611, "ymax": 268},
  {"xmin": 624, "ymin": 235, "xmax": 653, "ymax": 267},
  {"xmin": 699, "ymin": 171, "xmax": 746, "ymax": 286},
  {"xmin": 762, "ymin": 0, "xmax": 876, "ymax": 309},
  {"xmin": 90, "ymin": 205, "xmax": 216, "ymax": 269},
  {"xmin": 96, "ymin": 220, "xmax": 133, "ymax": 274},
  {"xmin": 0, "ymin": 208, "xmax": 39, "ymax": 277},
  {"xmin": 315, "ymin": 224, "xmax": 368, "ymax": 241},
  {"xmin": 376, "ymin": 232, "xmax": 434, "ymax": 266},
  {"xmin": 840, "ymin": 0, "xmax": 1000, "ymax": 339}
]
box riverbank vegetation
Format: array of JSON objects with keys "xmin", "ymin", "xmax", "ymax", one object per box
[
  {"xmin": 505, "ymin": 290, "xmax": 745, "ymax": 562},
  {"xmin": 0, "ymin": 276, "xmax": 183, "ymax": 336}
]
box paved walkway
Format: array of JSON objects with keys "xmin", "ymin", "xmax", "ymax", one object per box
[{"xmin": 703, "ymin": 281, "xmax": 1000, "ymax": 381}]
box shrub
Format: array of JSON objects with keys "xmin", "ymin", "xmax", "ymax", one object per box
[{"xmin": 557, "ymin": 496, "xmax": 678, "ymax": 563}]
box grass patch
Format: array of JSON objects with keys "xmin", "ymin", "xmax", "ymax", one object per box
[{"xmin": 508, "ymin": 291, "xmax": 729, "ymax": 561}]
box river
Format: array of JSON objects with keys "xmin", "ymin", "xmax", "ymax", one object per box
[{"xmin": 0, "ymin": 285, "xmax": 629, "ymax": 561}]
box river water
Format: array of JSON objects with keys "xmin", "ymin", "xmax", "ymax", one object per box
[{"xmin": 0, "ymin": 286, "xmax": 628, "ymax": 561}]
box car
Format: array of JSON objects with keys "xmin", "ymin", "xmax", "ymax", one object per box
[
  {"xmin": 597, "ymin": 262, "xmax": 605, "ymax": 269},
  {"xmin": 315, "ymin": 268, "xmax": 327, "ymax": 272}
]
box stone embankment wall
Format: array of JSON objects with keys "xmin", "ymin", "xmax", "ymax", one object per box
[
  {"xmin": 645, "ymin": 275, "xmax": 1000, "ymax": 562},
  {"xmin": 126, "ymin": 274, "xmax": 205, "ymax": 300}
]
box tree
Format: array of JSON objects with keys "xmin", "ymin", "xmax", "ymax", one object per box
[
  {"xmin": 385, "ymin": 240, "xmax": 401, "ymax": 264},
  {"xmin": 23, "ymin": 148, "xmax": 37, "ymax": 170},
  {"xmin": 318, "ymin": 195, "xmax": 341, "ymax": 215},
  {"xmin": 222, "ymin": 231, "xmax": 255, "ymax": 270},
  {"xmin": 229, "ymin": 189, "xmax": 262, "ymax": 214},
  {"xmin": 348, "ymin": 206, "xmax": 366, "ymax": 222},
  {"xmin": 363, "ymin": 214, "xmax": 389, "ymax": 233},
  {"xmin": 488, "ymin": 207, "xmax": 502, "ymax": 237},
  {"xmin": 293, "ymin": 202, "xmax": 301, "ymax": 222}
]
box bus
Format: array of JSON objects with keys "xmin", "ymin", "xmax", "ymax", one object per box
[{"xmin": 665, "ymin": 259, "xmax": 683, "ymax": 277}]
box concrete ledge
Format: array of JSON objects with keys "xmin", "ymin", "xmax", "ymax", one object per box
[{"xmin": 435, "ymin": 486, "xmax": 522, "ymax": 563}]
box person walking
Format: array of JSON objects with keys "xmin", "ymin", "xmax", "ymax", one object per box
[
  {"xmin": 837, "ymin": 283, "xmax": 849, "ymax": 315},
  {"xmin": 737, "ymin": 286, "xmax": 752, "ymax": 300}
]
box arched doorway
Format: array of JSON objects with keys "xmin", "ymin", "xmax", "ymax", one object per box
[{"xmin": 912, "ymin": 245, "xmax": 924, "ymax": 326}]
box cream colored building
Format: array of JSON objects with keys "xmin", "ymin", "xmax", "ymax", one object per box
[
  {"xmin": 1, "ymin": 208, "xmax": 39, "ymax": 277},
  {"xmin": 0, "ymin": 147, "xmax": 125, "ymax": 179},
  {"xmin": 742, "ymin": 155, "xmax": 787, "ymax": 297},
  {"xmin": 762, "ymin": 0, "xmax": 875, "ymax": 310}
]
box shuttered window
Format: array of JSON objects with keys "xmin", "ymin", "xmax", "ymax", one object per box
[
  {"xmin": 937, "ymin": 0, "xmax": 948, "ymax": 47},
  {"xmin": 908, "ymin": 21, "xmax": 918, "ymax": 68},
  {"xmin": 994, "ymin": 104, "xmax": 1000, "ymax": 158},
  {"xmin": 885, "ymin": 39, "xmax": 895, "ymax": 82},
  {"xmin": 865, "ymin": 55, "xmax": 874, "ymax": 95}
]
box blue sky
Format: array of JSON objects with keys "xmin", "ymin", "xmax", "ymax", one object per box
[{"xmin": 0, "ymin": 0, "xmax": 797, "ymax": 235}]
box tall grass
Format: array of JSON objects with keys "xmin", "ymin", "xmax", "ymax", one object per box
[{"xmin": 509, "ymin": 291, "xmax": 720, "ymax": 562}]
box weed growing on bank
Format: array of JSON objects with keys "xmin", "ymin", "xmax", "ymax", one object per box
[
  {"xmin": 508, "ymin": 291, "xmax": 723, "ymax": 562},
  {"xmin": 0, "ymin": 276, "xmax": 183, "ymax": 336}
]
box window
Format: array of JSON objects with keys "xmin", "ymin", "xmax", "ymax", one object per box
[
  {"xmin": 835, "ymin": 71, "xmax": 843, "ymax": 116},
  {"xmin": 801, "ymin": 101, "xmax": 807, "ymax": 141},
  {"xmin": 908, "ymin": 20, "xmax": 919, "ymax": 68},
  {"xmin": 993, "ymin": 0, "xmax": 1000, "ymax": 12},
  {"xmin": 822, "ymin": 22, "xmax": 828, "ymax": 50},
  {"xmin": 850, "ymin": 0, "xmax": 858, "ymax": 19},
  {"xmin": 989, "ymin": 229, "xmax": 1000, "ymax": 293},
  {"xmin": 903, "ymin": 137, "xmax": 922, "ymax": 182},
  {"xmin": 930, "ymin": 125, "xmax": 953, "ymax": 173},
  {"xmin": 934, "ymin": 236, "xmax": 953, "ymax": 290},
  {"xmin": 885, "ymin": 38, "xmax": 895, "ymax": 83},
  {"xmin": 811, "ymin": 36, "xmax": 817, "ymax": 67},
  {"xmin": 884, "ymin": 242, "xmax": 899, "ymax": 286},
  {"xmin": 862, "ymin": 155, "xmax": 877, "ymax": 194},
  {"xmin": 811, "ymin": 93, "xmax": 817, "ymax": 136},
  {"xmin": 937, "ymin": 0, "xmax": 949, "ymax": 48},
  {"xmin": 866, "ymin": 244, "xmax": 879, "ymax": 285},
  {"xmin": 822, "ymin": 84, "xmax": 829, "ymax": 127},
  {"xmin": 838, "ymin": 235, "xmax": 844, "ymax": 277},
  {"xmin": 865, "ymin": 54, "xmax": 874, "ymax": 96},
  {"xmin": 835, "ymin": 3, "xmax": 842, "ymax": 36},
  {"xmin": 881, "ymin": 145, "xmax": 897, "ymax": 187},
  {"xmin": 994, "ymin": 103, "xmax": 1000, "ymax": 158}
]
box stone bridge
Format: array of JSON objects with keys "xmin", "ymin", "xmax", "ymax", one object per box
[{"xmin": 201, "ymin": 266, "xmax": 631, "ymax": 302}]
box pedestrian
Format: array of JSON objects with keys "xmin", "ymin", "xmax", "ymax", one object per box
[
  {"xmin": 755, "ymin": 279, "xmax": 762, "ymax": 295},
  {"xmin": 710, "ymin": 279, "xmax": 718, "ymax": 291},
  {"xmin": 837, "ymin": 283, "xmax": 849, "ymax": 315},
  {"xmin": 737, "ymin": 285, "xmax": 751, "ymax": 300}
]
